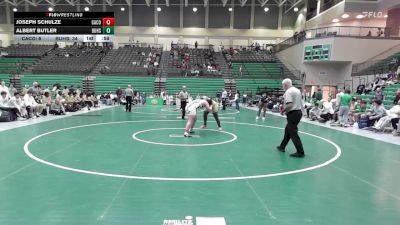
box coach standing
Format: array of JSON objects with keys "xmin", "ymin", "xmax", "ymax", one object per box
[
  {"xmin": 277, "ymin": 79, "xmax": 305, "ymax": 158},
  {"xmin": 178, "ymin": 86, "xmax": 189, "ymax": 119}
]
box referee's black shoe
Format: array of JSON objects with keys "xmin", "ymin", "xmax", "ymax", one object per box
[
  {"xmin": 290, "ymin": 152, "xmax": 305, "ymax": 158},
  {"xmin": 276, "ymin": 146, "xmax": 285, "ymax": 152}
]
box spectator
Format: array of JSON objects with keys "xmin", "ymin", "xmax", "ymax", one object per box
[
  {"xmin": 374, "ymin": 104, "xmax": 400, "ymax": 131},
  {"xmin": 50, "ymin": 99, "xmax": 66, "ymax": 115},
  {"xmin": 337, "ymin": 89, "xmax": 352, "ymax": 127},
  {"xmin": 9, "ymin": 92, "xmax": 26, "ymax": 119},
  {"xmin": 309, "ymin": 103, "xmax": 321, "ymax": 121},
  {"xmin": 394, "ymin": 89, "xmax": 400, "ymax": 105},
  {"xmin": 24, "ymin": 90, "xmax": 40, "ymax": 118},
  {"xmin": 374, "ymin": 87, "xmax": 385, "ymax": 101},
  {"xmin": 9, "ymin": 84, "xmax": 17, "ymax": 97},
  {"xmin": 352, "ymin": 99, "xmax": 367, "ymax": 124},
  {"xmin": 319, "ymin": 97, "xmax": 334, "ymax": 122},
  {"xmin": 41, "ymin": 91, "xmax": 52, "ymax": 115},
  {"xmin": 365, "ymin": 100, "xmax": 386, "ymax": 127},
  {"xmin": 0, "ymin": 80, "xmax": 10, "ymax": 98},
  {"xmin": 116, "ymin": 87, "xmax": 123, "ymax": 105},
  {"xmin": 356, "ymin": 84, "xmax": 365, "ymax": 95}
]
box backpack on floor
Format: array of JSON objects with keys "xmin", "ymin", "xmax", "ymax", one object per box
[
  {"xmin": 358, "ymin": 115, "xmax": 368, "ymax": 129},
  {"xmin": 0, "ymin": 111, "xmax": 11, "ymax": 122}
]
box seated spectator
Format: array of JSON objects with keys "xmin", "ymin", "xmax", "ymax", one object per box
[
  {"xmin": 319, "ymin": 97, "xmax": 334, "ymax": 122},
  {"xmin": 394, "ymin": 89, "xmax": 400, "ymax": 105},
  {"xmin": 352, "ymin": 99, "xmax": 367, "ymax": 124},
  {"xmin": 365, "ymin": 100, "xmax": 386, "ymax": 127},
  {"xmin": 348, "ymin": 98, "xmax": 358, "ymax": 125},
  {"xmin": 8, "ymin": 92, "xmax": 27, "ymax": 119},
  {"xmin": 50, "ymin": 99, "xmax": 66, "ymax": 115},
  {"xmin": 41, "ymin": 91, "xmax": 52, "ymax": 115},
  {"xmin": 373, "ymin": 87, "xmax": 385, "ymax": 102},
  {"xmin": 356, "ymin": 84, "xmax": 365, "ymax": 95},
  {"xmin": 374, "ymin": 104, "xmax": 400, "ymax": 131},
  {"xmin": 309, "ymin": 103, "xmax": 321, "ymax": 121},
  {"xmin": 0, "ymin": 91, "xmax": 20, "ymax": 121},
  {"xmin": 24, "ymin": 90, "xmax": 43, "ymax": 118},
  {"xmin": 372, "ymin": 76, "xmax": 385, "ymax": 91}
]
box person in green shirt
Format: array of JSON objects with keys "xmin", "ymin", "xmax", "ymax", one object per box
[
  {"xmin": 353, "ymin": 99, "xmax": 367, "ymax": 123},
  {"xmin": 338, "ymin": 89, "xmax": 352, "ymax": 127}
]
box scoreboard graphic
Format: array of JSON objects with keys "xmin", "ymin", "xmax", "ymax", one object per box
[
  {"xmin": 14, "ymin": 12, "xmax": 114, "ymax": 43},
  {"xmin": 304, "ymin": 44, "xmax": 331, "ymax": 61}
]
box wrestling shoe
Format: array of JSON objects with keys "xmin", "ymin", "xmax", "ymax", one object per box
[
  {"xmin": 256, "ymin": 116, "xmax": 259, "ymax": 119},
  {"xmin": 200, "ymin": 125, "xmax": 207, "ymax": 129},
  {"xmin": 218, "ymin": 127, "xmax": 223, "ymax": 131}
]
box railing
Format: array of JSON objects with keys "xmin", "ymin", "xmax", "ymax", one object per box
[
  {"xmin": 352, "ymin": 42, "xmax": 400, "ymax": 75},
  {"xmin": 118, "ymin": 42, "xmax": 163, "ymax": 49},
  {"xmin": 276, "ymin": 26, "xmax": 396, "ymax": 52}
]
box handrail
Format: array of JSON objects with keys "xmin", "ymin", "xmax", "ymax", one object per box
[
  {"xmin": 276, "ymin": 25, "xmax": 396, "ymax": 52},
  {"xmin": 352, "ymin": 43, "xmax": 400, "ymax": 74}
]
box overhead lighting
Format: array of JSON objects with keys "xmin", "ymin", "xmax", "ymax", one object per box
[
  {"xmin": 356, "ymin": 14, "xmax": 364, "ymax": 19},
  {"xmin": 84, "ymin": 7, "xmax": 89, "ymax": 12},
  {"xmin": 341, "ymin": 14, "xmax": 349, "ymax": 18},
  {"xmin": 303, "ymin": 8, "xmax": 307, "ymax": 12},
  {"xmin": 294, "ymin": 7, "xmax": 298, "ymax": 12},
  {"xmin": 228, "ymin": 7, "xmax": 232, "ymax": 12},
  {"xmin": 332, "ymin": 18, "xmax": 340, "ymax": 23},
  {"xmin": 48, "ymin": 7, "xmax": 54, "ymax": 12},
  {"xmin": 121, "ymin": 7, "xmax": 125, "ymax": 11},
  {"xmin": 264, "ymin": 7, "xmax": 269, "ymax": 12},
  {"xmin": 193, "ymin": 7, "xmax": 197, "ymax": 12},
  {"xmin": 157, "ymin": 7, "xmax": 161, "ymax": 12},
  {"xmin": 13, "ymin": 8, "xmax": 17, "ymax": 12},
  {"xmin": 384, "ymin": 14, "xmax": 388, "ymax": 18}
]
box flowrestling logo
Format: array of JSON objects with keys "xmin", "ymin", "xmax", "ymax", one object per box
[
  {"xmin": 162, "ymin": 216, "xmax": 194, "ymax": 225},
  {"xmin": 362, "ymin": 11, "xmax": 386, "ymax": 18}
]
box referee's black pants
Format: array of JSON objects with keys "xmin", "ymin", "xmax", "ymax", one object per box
[
  {"xmin": 126, "ymin": 96, "xmax": 133, "ymax": 112},
  {"xmin": 181, "ymin": 101, "xmax": 187, "ymax": 119},
  {"xmin": 279, "ymin": 110, "xmax": 304, "ymax": 154}
]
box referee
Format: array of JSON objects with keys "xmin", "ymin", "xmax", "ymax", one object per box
[
  {"xmin": 277, "ymin": 79, "xmax": 305, "ymax": 158},
  {"xmin": 178, "ymin": 86, "xmax": 189, "ymax": 120}
]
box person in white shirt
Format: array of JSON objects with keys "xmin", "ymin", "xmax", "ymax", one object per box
[
  {"xmin": 184, "ymin": 98, "xmax": 212, "ymax": 137},
  {"xmin": 8, "ymin": 92, "xmax": 27, "ymax": 118},
  {"xmin": 24, "ymin": 90, "xmax": 40, "ymax": 118},
  {"xmin": 231, "ymin": 90, "xmax": 240, "ymax": 111},
  {"xmin": 221, "ymin": 89, "xmax": 228, "ymax": 110},
  {"xmin": 0, "ymin": 80, "xmax": 10, "ymax": 98},
  {"xmin": 319, "ymin": 97, "xmax": 334, "ymax": 122},
  {"xmin": 0, "ymin": 91, "xmax": 20, "ymax": 120},
  {"xmin": 277, "ymin": 78, "xmax": 305, "ymax": 158}
]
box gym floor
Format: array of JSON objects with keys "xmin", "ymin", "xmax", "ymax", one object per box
[{"xmin": 0, "ymin": 105, "xmax": 399, "ymax": 225}]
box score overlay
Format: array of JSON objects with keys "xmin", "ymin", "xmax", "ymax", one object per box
[{"xmin": 14, "ymin": 12, "xmax": 114, "ymax": 43}]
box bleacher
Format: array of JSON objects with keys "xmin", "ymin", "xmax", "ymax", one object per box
[
  {"xmin": 0, "ymin": 44, "xmax": 53, "ymax": 57},
  {"xmin": 160, "ymin": 48, "xmax": 224, "ymax": 78},
  {"xmin": 232, "ymin": 63, "xmax": 283, "ymax": 79},
  {"xmin": 93, "ymin": 46, "xmax": 162, "ymax": 76},
  {"xmin": 0, "ymin": 58, "xmax": 38, "ymax": 74},
  {"xmin": 227, "ymin": 50, "xmax": 273, "ymax": 63},
  {"xmin": 353, "ymin": 83, "xmax": 400, "ymax": 109},
  {"xmin": 31, "ymin": 46, "xmax": 107, "ymax": 75},
  {"xmin": 353, "ymin": 52, "xmax": 400, "ymax": 76},
  {"xmin": 94, "ymin": 76, "xmax": 154, "ymax": 94},
  {"xmin": 166, "ymin": 78, "xmax": 224, "ymax": 97},
  {"xmin": 236, "ymin": 79, "xmax": 297, "ymax": 95}
]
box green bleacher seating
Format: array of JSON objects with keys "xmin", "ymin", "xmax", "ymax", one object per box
[
  {"xmin": 0, "ymin": 58, "xmax": 38, "ymax": 74},
  {"xmin": 166, "ymin": 78, "xmax": 224, "ymax": 97},
  {"xmin": 94, "ymin": 76, "xmax": 154, "ymax": 94},
  {"xmin": 232, "ymin": 63, "xmax": 282, "ymax": 79}
]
